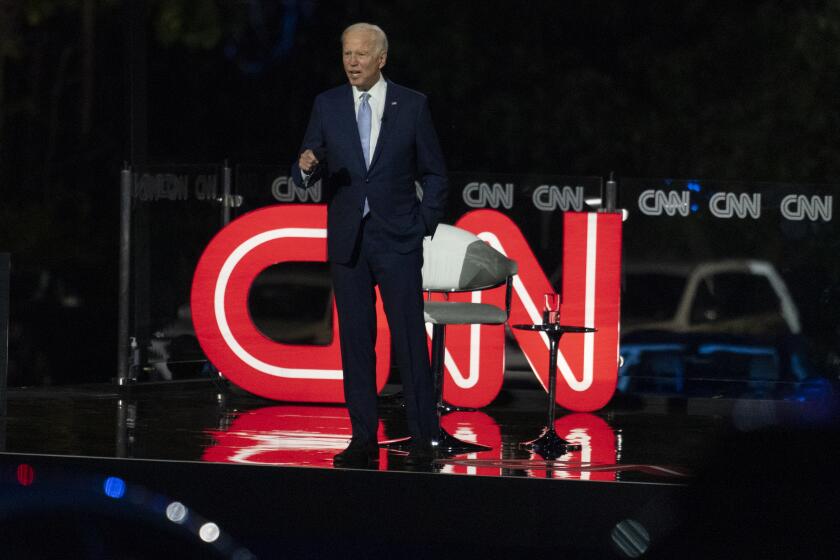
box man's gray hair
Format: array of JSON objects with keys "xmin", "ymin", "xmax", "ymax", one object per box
[{"xmin": 342, "ymin": 22, "xmax": 388, "ymax": 55}]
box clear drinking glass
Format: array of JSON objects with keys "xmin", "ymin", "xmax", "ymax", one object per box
[{"xmin": 543, "ymin": 292, "xmax": 561, "ymax": 324}]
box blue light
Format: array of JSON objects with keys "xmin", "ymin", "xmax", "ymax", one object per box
[
  {"xmin": 697, "ymin": 344, "xmax": 775, "ymax": 356},
  {"xmin": 690, "ymin": 203, "xmax": 700, "ymax": 213},
  {"xmin": 618, "ymin": 343, "xmax": 685, "ymax": 371},
  {"xmin": 686, "ymin": 181, "xmax": 702, "ymax": 192},
  {"xmin": 790, "ymin": 353, "xmax": 808, "ymax": 381},
  {"xmin": 104, "ymin": 477, "xmax": 126, "ymax": 499}
]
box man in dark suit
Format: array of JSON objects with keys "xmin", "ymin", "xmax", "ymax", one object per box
[{"xmin": 291, "ymin": 23, "xmax": 448, "ymax": 467}]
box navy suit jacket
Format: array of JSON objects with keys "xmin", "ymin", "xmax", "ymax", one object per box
[{"xmin": 291, "ymin": 80, "xmax": 448, "ymax": 263}]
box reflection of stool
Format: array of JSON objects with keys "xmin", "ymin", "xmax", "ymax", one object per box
[
  {"xmin": 382, "ymin": 225, "xmax": 517, "ymax": 456},
  {"xmin": 512, "ymin": 323, "xmax": 596, "ymax": 459}
]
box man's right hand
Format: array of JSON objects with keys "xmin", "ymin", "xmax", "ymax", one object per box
[{"xmin": 298, "ymin": 149, "xmax": 319, "ymax": 173}]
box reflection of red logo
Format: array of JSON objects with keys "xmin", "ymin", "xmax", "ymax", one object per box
[
  {"xmin": 191, "ymin": 205, "xmax": 621, "ymax": 411},
  {"xmin": 203, "ymin": 405, "xmax": 685, "ymax": 480},
  {"xmin": 201, "ymin": 407, "xmax": 616, "ymax": 479},
  {"xmin": 435, "ymin": 412, "xmax": 618, "ymax": 480},
  {"xmin": 202, "ymin": 405, "xmax": 387, "ymax": 468},
  {"xmin": 439, "ymin": 412, "xmax": 503, "ymax": 476},
  {"xmin": 551, "ymin": 413, "xmax": 618, "ymax": 481}
]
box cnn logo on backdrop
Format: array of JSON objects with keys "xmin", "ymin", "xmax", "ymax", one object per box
[{"xmin": 191, "ymin": 206, "xmax": 621, "ymax": 412}]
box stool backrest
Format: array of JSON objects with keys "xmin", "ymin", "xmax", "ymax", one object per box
[{"xmin": 421, "ymin": 224, "xmax": 518, "ymax": 292}]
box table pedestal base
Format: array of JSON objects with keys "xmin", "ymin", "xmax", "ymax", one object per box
[
  {"xmin": 511, "ymin": 323, "xmax": 595, "ymax": 461},
  {"xmin": 521, "ymin": 427, "xmax": 581, "ymax": 460}
]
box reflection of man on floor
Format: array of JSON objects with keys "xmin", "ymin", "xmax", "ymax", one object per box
[{"xmin": 291, "ymin": 23, "xmax": 448, "ymax": 467}]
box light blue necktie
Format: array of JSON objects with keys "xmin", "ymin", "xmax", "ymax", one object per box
[{"xmin": 358, "ymin": 92, "xmax": 371, "ymax": 216}]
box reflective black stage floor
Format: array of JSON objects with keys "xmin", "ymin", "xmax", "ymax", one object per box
[
  {"xmin": 1, "ymin": 381, "xmax": 838, "ymax": 559},
  {"xmin": 1, "ymin": 381, "xmax": 713, "ymax": 481}
]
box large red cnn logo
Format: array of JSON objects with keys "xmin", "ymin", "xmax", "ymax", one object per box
[
  {"xmin": 453, "ymin": 210, "xmax": 622, "ymax": 411},
  {"xmin": 191, "ymin": 205, "xmax": 621, "ymax": 411},
  {"xmin": 191, "ymin": 205, "xmax": 390, "ymax": 401}
]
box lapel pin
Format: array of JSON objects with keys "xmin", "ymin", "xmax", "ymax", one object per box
[{"xmin": 391, "ymin": 101, "xmax": 397, "ymax": 105}]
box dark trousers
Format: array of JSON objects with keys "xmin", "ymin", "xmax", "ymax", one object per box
[{"xmin": 330, "ymin": 217, "xmax": 437, "ymax": 444}]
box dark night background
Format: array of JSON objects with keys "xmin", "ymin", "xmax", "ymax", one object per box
[{"xmin": 2, "ymin": 0, "xmax": 840, "ymax": 386}]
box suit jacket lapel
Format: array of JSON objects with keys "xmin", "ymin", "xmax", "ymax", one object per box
[{"xmin": 369, "ymin": 81, "xmax": 400, "ymax": 172}]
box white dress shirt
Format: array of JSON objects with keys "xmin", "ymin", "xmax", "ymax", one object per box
[{"xmin": 353, "ymin": 74, "xmax": 387, "ymax": 167}]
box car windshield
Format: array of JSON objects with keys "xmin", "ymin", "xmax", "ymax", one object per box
[
  {"xmin": 622, "ymin": 273, "xmax": 686, "ymax": 323},
  {"xmin": 690, "ymin": 272, "xmax": 780, "ymax": 323}
]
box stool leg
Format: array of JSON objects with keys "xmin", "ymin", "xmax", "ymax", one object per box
[
  {"xmin": 430, "ymin": 324, "xmax": 491, "ymax": 455},
  {"xmin": 431, "ymin": 324, "xmax": 446, "ymax": 407},
  {"xmin": 381, "ymin": 323, "xmax": 491, "ymax": 455},
  {"xmin": 432, "ymin": 324, "xmax": 479, "ymax": 413}
]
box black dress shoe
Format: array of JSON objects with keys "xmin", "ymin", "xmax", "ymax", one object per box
[
  {"xmin": 404, "ymin": 439, "xmax": 434, "ymax": 467},
  {"xmin": 333, "ymin": 439, "xmax": 379, "ymax": 467}
]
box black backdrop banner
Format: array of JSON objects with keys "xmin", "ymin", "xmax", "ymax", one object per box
[{"xmin": 126, "ymin": 165, "xmax": 839, "ymax": 398}]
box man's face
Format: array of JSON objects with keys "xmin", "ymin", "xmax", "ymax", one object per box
[{"xmin": 342, "ymin": 30, "xmax": 386, "ymax": 91}]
